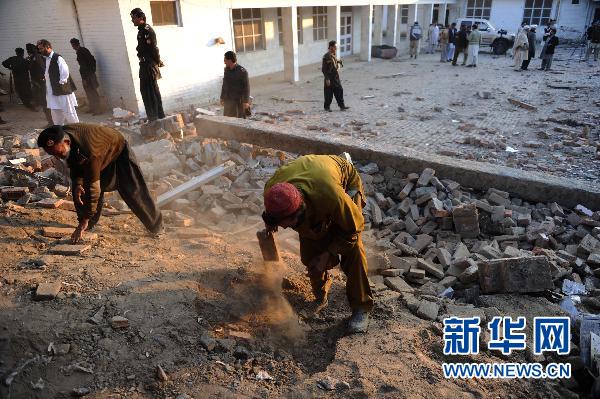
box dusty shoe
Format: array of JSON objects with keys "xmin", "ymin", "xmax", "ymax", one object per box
[{"xmin": 348, "ymin": 310, "xmax": 369, "ymax": 334}]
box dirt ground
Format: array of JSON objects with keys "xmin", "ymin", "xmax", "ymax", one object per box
[{"xmin": 0, "ymin": 201, "xmax": 580, "ymax": 399}]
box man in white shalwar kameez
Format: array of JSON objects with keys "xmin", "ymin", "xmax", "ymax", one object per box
[
  {"xmin": 427, "ymin": 23, "xmax": 440, "ymax": 54},
  {"xmin": 37, "ymin": 40, "xmax": 79, "ymax": 125}
]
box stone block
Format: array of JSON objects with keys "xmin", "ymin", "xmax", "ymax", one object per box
[
  {"xmin": 411, "ymin": 234, "xmax": 433, "ymax": 253},
  {"xmin": 459, "ymin": 264, "xmax": 479, "ymax": 284},
  {"xmin": 416, "ymin": 168, "xmax": 435, "ymax": 187},
  {"xmin": 405, "ymin": 216, "xmax": 420, "ymax": 235},
  {"xmin": 407, "ymin": 268, "xmax": 426, "ymax": 279},
  {"xmin": 34, "ymin": 282, "xmax": 62, "ymax": 301},
  {"xmin": 388, "ymin": 254, "xmax": 417, "ymax": 271},
  {"xmin": 478, "ymin": 256, "xmax": 554, "ymax": 294},
  {"xmin": 419, "ymin": 221, "xmax": 438, "ymax": 235},
  {"xmin": 42, "ymin": 227, "xmax": 75, "ymax": 238},
  {"xmin": 36, "ymin": 198, "xmax": 64, "ymax": 209},
  {"xmin": 578, "ymin": 234, "xmax": 600, "ymax": 258},
  {"xmin": 381, "ymin": 269, "xmax": 404, "ymax": 277},
  {"xmin": 384, "ymin": 277, "xmax": 414, "ymax": 293},
  {"xmin": 439, "ymin": 275, "xmax": 457, "ymax": 288},
  {"xmin": 111, "ymin": 316, "xmax": 129, "ymax": 329},
  {"xmin": 417, "ymin": 258, "xmax": 444, "ymax": 279},
  {"xmin": 488, "ymin": 192, "xmax": 511, "ymax": 207},
  {"xmin": 447, "ymin": 258, "xmax": 476, "ymax": 277},
  {"xmin": 452, "ymin": 204, "xmax": 480, "ymax": 238},
  {"xmin": 415, "ymin": 300, "xmax": 440, "ymax": 320},
  {"xmin": 1, "ymin": 186, "xmax": 28, "ymax": 200},
  {"xmin": 436, "ymin": 248, "xmax": 453, "ymax": 267},
  {"xmin": 49, "ymin": 244, "xmax": 91, "ymax": 255}
]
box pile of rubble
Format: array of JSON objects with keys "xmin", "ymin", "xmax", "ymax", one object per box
[
  {"xmin": 0, "ymin": 132, "xmax": 72, "ymax": 210},
  {"xmin": 354, "ymin": 161, "xmax": 599, "ymax": 370}
]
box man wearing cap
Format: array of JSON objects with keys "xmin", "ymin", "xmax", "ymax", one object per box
[
  {"xmin": 70, "ymin": 38, "xmax": 102, "ymax": 115},
  {"xmin": 130, "ymin": 8, "xmax": 165, "ymax": 122},
  {"xmin": 37, "ymin": 124, "xmax": 163, "ymax": 243},
  {"xmin": 262, "ymin": 155, "xmax": 373, "ymax": 334}
]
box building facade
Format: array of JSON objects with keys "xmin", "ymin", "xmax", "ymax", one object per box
[{"xmin": 1, "ymin": 0, "xmax": 597, "ymax": 115}]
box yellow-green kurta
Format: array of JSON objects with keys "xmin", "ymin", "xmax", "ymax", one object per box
[{"xmin": 265, "ymin": 155, "xmax": 374, "ymax": 312}]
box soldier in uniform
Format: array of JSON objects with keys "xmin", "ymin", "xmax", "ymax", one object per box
[
  {"xmin": 70, "ymin": 38, "xmax": 102, "ymax": 115},
  {"xmin": 321, "ymin": 40, "xmax": 349, "ymax": 112},
  {"xmin": 130, "ymin": 8, "xmax": 165, "ymax": 121},
  {"xmin": 220, "ymin": 51, "xmax": 250, "ymax": 118}
]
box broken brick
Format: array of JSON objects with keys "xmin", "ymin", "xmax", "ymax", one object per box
[
  {"xmin": 478, "ymin": 256, "xmax": 553, "ymax": 294},
  {"xmin": 452, "ymin": 204, "xmax": 480, "ymax": 238},
  {"xmin": 34, "ymin": 282, "xmax": 62, "ymax": 301}
]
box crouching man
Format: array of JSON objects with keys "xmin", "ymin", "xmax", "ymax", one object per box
[
  {"xmin": 262, "ymin": 155, "xmax": 374, "ymax": 334},
  {"xmin": 37, "ymin": 124, "xmax": 163, "ymax": 242}
]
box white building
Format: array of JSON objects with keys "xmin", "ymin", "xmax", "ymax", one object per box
[
  {"xmin": 453, "ymin": 0, "xmax": 599, "ymax": 39},
  {"xmin": 1, "ymin": 0, "xmax": 597, "ymax": 115}
]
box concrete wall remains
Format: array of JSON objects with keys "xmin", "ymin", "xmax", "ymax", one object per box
[{"xmin": 195, "ymin": 116, "xmax": 600, "ymax": 210}]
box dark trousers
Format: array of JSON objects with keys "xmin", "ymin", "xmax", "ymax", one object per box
[
  {"xmin": 74, "ymin": 143, "xmax": 163, "ymax": 233},
  {"xmin": 452, "ymin": 47, "xmax": 467, "ymax": 65},
  {"xmin": 521, "ymin": 59, "xmax": 531, "ymax": 70},
  {"xmin": 324, "ymin": 84, "xmax": 345, "ymax": 110},
  {"xmin": 139, "ymin": 64, "xmax": 165, "ymax": 121},
  {"xmin": 223, "ymin": 100, "xmax": 245, "ymax": 118},
  {"xmin": 82, "ymin": 75, "xmax": 101, "ymax": 113}
]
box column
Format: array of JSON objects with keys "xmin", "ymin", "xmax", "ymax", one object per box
[
  {"xmin": 328, "ymin": 5, "xmax": 341, "ymax": 46},
  {"xmin": 408, "ymin": 3, "xmax": 418, "ymax": 24},
  {"xmin": 386, "ymin": 4, "xmax": 399, "ymax": 46},
  {"xmin": 372, "ymin": 5, "xmax": 384, "ymax": 46},
  {"xmin": 438, "ymin": 3, "xmax": 447, "ymax": 25},
  {"xmin": 425, "ymin": 4, "xmax": 434, "ymax": 25},
  {"xmin": 360, "ymin": 4, "xmax": 373, "ymax": 61},
  {"xmin": 282, "ymin": 7, "xmax": 299, "ymax": 82}
]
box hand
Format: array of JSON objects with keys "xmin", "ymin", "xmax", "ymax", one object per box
[
  {"xmin": 74, "ymin": 185, "xmax": 85, "ymax": 206},
  {"xmin": 71, "ymin": 219, "xmax": 89, "ymax": 244},
  {"xmin": 243, "ymin": 102, "xmax": 250, "ymax": 110},
  {"xmin": 325, "ymin": 79, "xmax": 331, "ymax": 87},
  {"xmin": 308, "ymin": 251, "xmax": 331, "ymax": 276},
  {"xmin": 220, "ymin": 99, "xmax": 224, "ymax": 106}
]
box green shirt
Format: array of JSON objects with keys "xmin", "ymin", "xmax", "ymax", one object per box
[
  {"xmin": 468, "ymin": 30, "xmax": 481, "ymax": 45},
  {"xmin": 265, "ymin": 155, "xmax": 365, "ymax": 255}
]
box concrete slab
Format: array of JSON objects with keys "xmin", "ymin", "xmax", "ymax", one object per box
[{"xmin": 195, "ymin": 116, "xmax": 600, "ymax": 209}]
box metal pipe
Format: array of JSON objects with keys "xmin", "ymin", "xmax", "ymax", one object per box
[{"xmin": 71, "ymin": 0, "xmax": 85, "ymax": 44}]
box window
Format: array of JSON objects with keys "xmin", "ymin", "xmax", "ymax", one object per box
[
  {"xmin": 523, "ymin": 0, "xmax": 553, "ymax": 27},
  {"xmin": 277, "ymin": 8, "xmax": 303, "ymax": 46},
  {"xmin": 232, "ymin": 8, "xmax": 264, "ymax": 52},
  {"xmin": 150, "ymin": 0, "xmax": 181, "ymax": 26},
  {"xmin": 478, "ymin": 21, "xmax": 490, "ymax": 30},
  {"xmin": 466, "ymin": 0, "xmax": 492, "ymax": 19},
  {"xmin": 312, "ymin": 6, "xmax": 328, "ymax": 41},
  {"xmin": 572, "ymin": 0, "xmax": 579, "ymax": 4},
  {"xmin": 400, "ymin": 5, "xmax": 409, "ymax": 24}
]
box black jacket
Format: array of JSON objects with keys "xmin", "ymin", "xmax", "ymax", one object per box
[
  {"xmin": 76, "ymin": 47, "xmax": 96, "ymax": 78},
  {"xmin": 456, "ymin": 30, "xmax": 468, "ymax": 48},
  {"xmin": 588, "ymin": 25, "xmax": 600, "ymax": 43},
  {"xmin": 220, "ymin": 64, "xmax": 249, "ymax": 103},
  {"xmin": 448, "ymin": 28, "xmax": 457, "ymax": 44},
  {"xmin": 136, "ymin": 23, "xmax": 161, "ymax": 65},
  {"xmin": 544, "ymin": 36, "xmax": 559, "ymax": 55}
]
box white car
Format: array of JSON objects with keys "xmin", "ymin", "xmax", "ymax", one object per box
[{"xmin": 455, "ymin": 18, "xmax": 516, "ymax": 54}]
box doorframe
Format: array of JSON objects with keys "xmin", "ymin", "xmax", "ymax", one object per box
[{"xmin": 340, "ymin": 11, "xmax": 353, "ymax": 56}]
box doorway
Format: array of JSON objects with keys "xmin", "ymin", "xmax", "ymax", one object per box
[{"xmin": 340, "ymin": 12, "xmax": 353, "ymax": 56}]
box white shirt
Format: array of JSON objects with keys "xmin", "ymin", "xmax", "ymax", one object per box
[{"xmin": 44, "ymin": 51, "xmax": 78, "ymax": 111}]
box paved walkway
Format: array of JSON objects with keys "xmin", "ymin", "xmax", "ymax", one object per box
[{"xmin": 249, "ymin": 47, "xmax": 600, "ymax": 183}]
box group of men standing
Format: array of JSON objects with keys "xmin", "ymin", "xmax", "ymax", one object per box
[
  {"xmin": 513, "ymin": 21, "xmax": 559, "ymax": 71},
  {"xmin": 1, "ymin": 38, "xmax": 103, "ymax": 125},
  {"xmin": 410, "ymin": 21, "xmax": 481, "ymax": 67}
]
